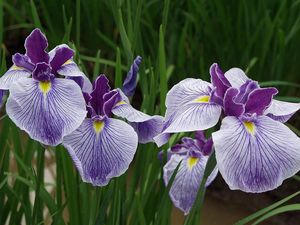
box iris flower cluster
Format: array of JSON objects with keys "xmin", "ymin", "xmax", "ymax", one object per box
[
  {"xmin": 0, "ymin": 29, "xmax": 163, "ymax": 186},
  {"xmin": 156, "ymin": 63, "xmax": 300, "ymax": 213},
  {"xmin": 1, "ymin": 29, "xmax": 300, "ymax": 215}
]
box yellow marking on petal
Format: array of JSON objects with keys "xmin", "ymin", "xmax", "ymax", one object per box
[
  {"xmin": 187, "ymin": 157, "xmax": 199, "ymax": 170},
  {"xmin": 243, "ymin": 121, "xmax": 255, "ymax": 135},
  {"xmin": 62, "ymin": 59, "xmax": 73, "ymax": 66},
  {"xmin": 11, "ymin": 65, "xmax": 24, "ymax": 70},
  {"xmin": 39, "ymin": 81, "xmax": 52, "ymax": 95},
  {"xmin": 93, "ymin": 121, "xmax": 105, "ymax": 134},
  {"xmin": 115, "ymin": 101, "xmax": 127, "ymax": 106},
  {"xmin": 194, "ymin": 95, "xmax": 210, "ymax": 103}
]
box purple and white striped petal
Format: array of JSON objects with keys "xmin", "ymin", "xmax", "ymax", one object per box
[
  {"xmin": 224, "ymin": 68, "xmax": 249, "ymax": 88},
  {"xmin": 68, "ymin": 75, "xmax": 93, "ymax": 93},
  {"xmin": 57, "ymin": 60, "xmax": 85, "ymax": 77},
  {"xmin": 162, "ymin": 78, "xmax": 222, "ymax": 134},
  {"xmin": 264, "ymin": 99, "xmax": 300, "ymax": 123},
  {"xmin": 212, "ymin": 116, "xmax": 300, "ymax": 193},
  {"xmin": 63, "ymin": 117, "xmax": 138, "ymax": 186},
  {"xmin": 6, "ymin": 78, "xmax": 86, "ymax": 146},
  {"xmin": 164, "ymin": 154, "xmax": 218, "ymax": 214},
  {"xmin": 0, "ymin": 65, "xmax": 31, "ymax": 90},
  {"xmin": 112, "ymin": 92, "xmax": 164, "ymax": 143}
]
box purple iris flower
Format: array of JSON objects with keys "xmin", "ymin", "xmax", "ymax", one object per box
[
  {"xmin": 161, "ymin": 131, "xmax": 217, "ymax": 215},
  {"xmin": 156, "ymin": 63, "xmax": 300, "ymax": 193},
  {"xmin": 212, "ymin": 65, "xmax": 300, "ymax": 193},
  {"xmin": 63, "ymin": 74, "xmax": 163, "ymax": 186},
  {"xmin": 0, "ymin": 29, "xmax": 87, "ymax": 146},
  {"xmin": 0, "ymin": 90, "xmax": 5, "ymax": 108}
]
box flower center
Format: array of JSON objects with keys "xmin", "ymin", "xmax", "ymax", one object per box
[
  {"xmin": 62, "ymin": 59, "xmax": 73, "ymax": 66},
  {"xmin": 39, "ymin": 81, "xmax": 51, "ymax": 95},
  {"xmin": 93, "ymin": 120, "xmax": 105, "ymax": 134},
  {"xmin": 12, "ymin": 65, "xmax": 24, "ymax": 70},
  {"xmin": 115, "ymin": 101, "xmax": 127, "ymax": 107},
  {"xmin": 243, "ymin": 121, "xmax": 255, "ymax": 135},
  {"xmin": 187, "ymin": 157, "xmax": 199, "ymax": 170},
  {"xmin": 194, "ymin": 95, "xmax": 210, "ymax": 103}
]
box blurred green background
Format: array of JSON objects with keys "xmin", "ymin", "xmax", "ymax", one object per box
[{"xmin": 0, "ymin": 0, "xmax": 300, "ymax": 225}]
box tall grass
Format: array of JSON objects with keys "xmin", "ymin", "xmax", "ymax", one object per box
[{"xmin": 0, "ymin": 0, "xmax": 300, "ymax": 224}]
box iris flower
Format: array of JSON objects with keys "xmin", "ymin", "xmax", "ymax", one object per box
[
  {"xmin": 63, "ymin": 71, "xmax": 163, "ymax": 186},
  {"xmin": 161, "ymin": 131, "xmax": 217, "ymax": 214},
  {"xmin": 0, "ymin": 29, "xmax": 87, "ymax": 146},
  {"xmin": 156, "ymin": 63, "xmax": 300, "ymax": 193}
]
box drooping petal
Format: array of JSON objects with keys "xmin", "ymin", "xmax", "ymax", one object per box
[
  {"xmin": 24, "ymin": 28, "xmax": 49, "ymax": 64},
  {"xmin": 56, "ymin": 60, "xmax": 85, "ymax": 77},
  {"xmin": 162, "ymin": 78, "xmax": 222, "ymax": 134},
  {"xmin": 210, "ymin": 63, "xmax": 230, "ymax": 98},
  {"xmin": 245, "ymin": 87, "xmax": 278, "ymax": 115},
  {"xmin": 122, "ymin": 56, "xmax": 142, "ymax": 96},
  {"xmin": 212, "ymin": 116, "xmax": 300, "ymax": 193},
  {"xmin": 224, "ymin": 68, "xmax": 248, "ymax": 88},
  {"xmin": 50, "ymin": 45, "xmax": 74, "ymax": 73},
  {"xmin": 164, "ymin": 154, "xmax": 218, "ymax": 214},
  {"xmin": 130, "ymin": 116, "xmax": 164, "ymax": 143},
  {"xmin": 264, "ymin": 99, "xmax": 300, "ymax": 123},
  {"xmin": 63, "ymin": 117, "xmax": 138, "ymax": 186},
  {"xmin": 111, "ymin": 89, "xmax": 164, "ymax": 143},
  {"xmin": 224, "ymin": 87, "xmax": 244, "ymax": 117},
  {"xmin": 0, "ymin": 65, "xmax": 31, "ymax": 90},
  {"xmin": 154, "ymin": 133, "xmax": 171, "ymax": 147},
  {"xmin": 6, "ymin": 78, "xmax": 86, "ymax": 146}
]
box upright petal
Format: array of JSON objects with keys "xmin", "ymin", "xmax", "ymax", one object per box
[
  {"xmin": 164, "ymin": 154, "xmax": 218, "ymax": 214},
  {"xmin": 213, "ymin": 116, "xmax": 300, "ymax": 193},
  {"xmin": 0, "ymin": 65, "xmax": 31, "ymax": 90},
  {"xmin": 0, "ymin": 90, "xmax": 5, "ymax": 108},
  {"xmin": 63, "ymin": 117, "xmax": 138, "ymax": 186},
  {"xmin": 90, "ymin": 75, "xmax": 111, "ymax": 115},
  {"xmin": 210, "ymin": 63, "xmax": 230, "ymax": 98},
  {"xmin": 162, "ymin": 78, "xmax": 222, "ymax": 134},
  {"xmin": 6, "ymin": 78, "xmax": 86, "ymax": 146},
  {"xmin": 264, "ymin": 99, "xmax": 300, "ymax": 123},
  {"xmin": 24, "ymin": 29, "xmax": 49, "ymax": 64},
  {"xmin": 223, "ymin": 88, "xmax": 245, "ymax": 117},
  {"xmin": 245, "ymin": 87, "xmax": 278, "ymax": 115},
  {"xmin": 122, "ymin": 56, "xmax": 142, "ymax": 96},
  {"xmin": 224, "ymin": 68, "xmax": 248, "ymax": 88},
  {"xmin": 50, "ymin": 45, "xmax": 74, "ymax": 72}
]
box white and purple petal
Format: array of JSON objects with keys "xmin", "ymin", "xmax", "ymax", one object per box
[
  {"xmin": 6, "ymin": 78, "xmax": 86, "ymax": 146},
  {"xmin": 0, "ymin": 65, "xmax": 31, "ymax": 90},
  {"xmin": 224, "ymin": 68, "xmax": 249, "ymax": 88},
  {"xmin": 63, "ymin": 117, "xmax": 138, "ymax": 186},
  {"xmin": 264, "ymin": 99, "xmax": 300, "ymax": 123},
  {"xmin": 164, "ymin": 154, "xmax": 218, "ymax": 214},
  {"xmin": 212, "ymin": 116, "xmax": 300, "ymax": 193},
  {"xmin": 159, "ymin": 78, "xmax": 222, "ymax": 141}
]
